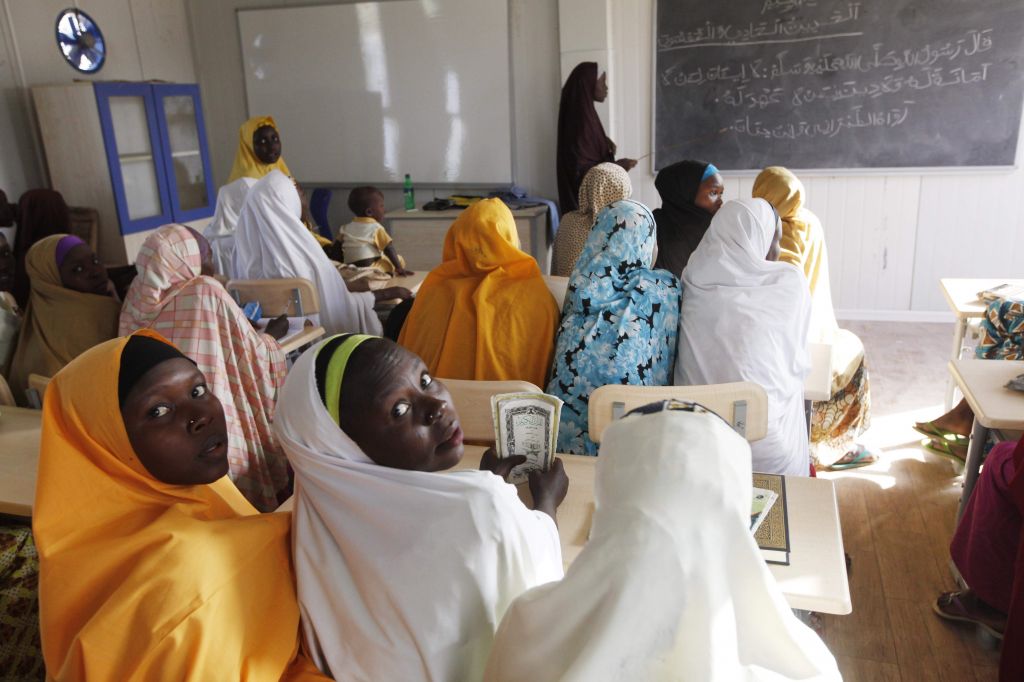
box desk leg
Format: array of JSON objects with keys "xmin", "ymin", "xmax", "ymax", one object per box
[
  {"xmin": 532, "ymin": 214, "xmax": 551, "ymax": 274},
  {"xmin": 956, "ymin": 419, "xmax": 989, "ymax": 524},
  {"xmin": 944, "ymin": 318, "xmax": 967, "ymax": 411}
]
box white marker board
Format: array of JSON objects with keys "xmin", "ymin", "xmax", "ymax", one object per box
[{"xmin": 238, "ymin": 0, "xmax": 512, "ymax": 184}]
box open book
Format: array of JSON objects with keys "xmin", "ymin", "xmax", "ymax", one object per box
[
  {"xmin": 752, "ymin": 472, "xmax": 791, "ymax": 565},
  {"xmin": 977, "ymin": 283, "xmax": 1024, "ymax": 303},
  {"xmin": 490, "ymin": 392, "xmax": 563, "ymax": 485}
]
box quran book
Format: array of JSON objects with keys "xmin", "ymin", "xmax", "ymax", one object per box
[
  {"xmin": 750, "ymin": 487, "xmax": 779, "ymax": 535},
  {"xmin": 752, "ymin": 472, "xmax": 790, "ymax": 566},
  {"xmin": 490, "ymin": 392, "xmax": 562, "ymax": 485}
]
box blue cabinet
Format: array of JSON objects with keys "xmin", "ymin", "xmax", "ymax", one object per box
[{"xmin": 95, "ymin": 83, "xmax": 215, "ymax": 235}]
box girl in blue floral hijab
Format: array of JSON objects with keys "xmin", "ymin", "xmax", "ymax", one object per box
[{"xmin": 547, "ymin": 200, "xmax": 681, "ymax": 455}]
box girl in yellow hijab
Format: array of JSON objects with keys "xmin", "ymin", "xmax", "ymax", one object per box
[
  {"xmin": 398, "ymin": 198, "xmax": 559, "ymax": 386},
  {"xmin": 227, "ymin": 115, "xmax": 292, "ymax": 183},
  {"xmin": 34, "ymin": 330, "xmax": 326, "ymax": 681},
  {"xmin": 752, "ymin": 167, "xmax": 875, "ymax": 470}
]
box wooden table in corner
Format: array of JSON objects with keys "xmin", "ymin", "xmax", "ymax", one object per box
[
  {"xmin": 457, "ymin": 445, "xmax": 851, "ymax": 615},
  {"xmin": 0, "ymin": 406, "xmax": 42, "ymax": 518},
  {"xmin": 939, "ymin": 278, "xmax": 1024, "ymax": 410}
]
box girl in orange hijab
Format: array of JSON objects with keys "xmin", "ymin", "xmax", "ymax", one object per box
[
  {"xmin": 398, "ymin": 198, "xmax": 559, "ymax": 386},
  {"xmin": 34, "ymin": 331, "xmax": 326, "ymax": 681}
]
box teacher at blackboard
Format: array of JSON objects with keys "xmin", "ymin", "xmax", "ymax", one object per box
[{"xmin": 556, "ymin": 62, "xmax": 637, "ymax": 215}]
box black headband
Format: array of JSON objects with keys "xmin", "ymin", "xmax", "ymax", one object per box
[{"xmin": 118, "ymin": 335, "xmax": 191, "ymax": 408}]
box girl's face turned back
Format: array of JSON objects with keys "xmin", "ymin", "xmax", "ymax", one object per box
[{"xmin": 340, "ymin": 340, "xmax": 465, "ymax": 472}]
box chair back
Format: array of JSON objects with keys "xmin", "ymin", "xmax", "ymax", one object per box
[
  {"xmin": 442, "ymin": 378, "xmax": 543, "ymax": 443},
  {"xmin": 25, "ymin": 374, "xmax": 51, "ymax": 410},
  {"xmin": 309, "ymin": 188, "xmax": 333, "ymax": 239},
  {"xmin": 226, "ymin": 278, "xmax": 320, "ymax": 317},
  {"xmin": 588, "ymin": 382, "xmax": 769, "ymax": 444},
  {"xmin": 0, "ymin": 374, "xmax": 15, "ymax": 407},
  {"xmin": 68, "ymin": 206, "xmax": 99, "ymax": 253},
  {"xmin": 543, "ymin": 275, "xmax": 569, "ymax": 307}
]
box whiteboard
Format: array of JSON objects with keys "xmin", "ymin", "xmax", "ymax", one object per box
[{"xmin": 238, "ymin": 0, "xmax": 512, "ymax": 185}]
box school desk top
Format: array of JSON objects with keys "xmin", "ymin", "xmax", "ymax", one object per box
[
  {"xmin": 458, "ymin": 445, "xmax": 851, "ymax": 615},
  {"xmin": 940, "ymin": 278, "xmax": 1024, "ymax": 318},
  {"xmin": 0, "ymin": 406, "xmax": 42, "ymax": 518}
]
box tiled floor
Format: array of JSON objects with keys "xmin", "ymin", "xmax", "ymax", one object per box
[{"xmin": 816, "ymin": 321, "xmax": 1002, "ymax": 681}]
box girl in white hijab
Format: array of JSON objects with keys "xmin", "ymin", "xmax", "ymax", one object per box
[
  {"xmin": 675, "ymin": 198, "xmax": 812, "ymax": 476},
  {"xmin": 485, "ymin": 402, "xmax": 841, "ymax": 682},
  {"xmin": 273, "ymin": 334, "xmax": 566, "ymax": 681},
  {"xmin": 204, "ymin": 176, "xmax": 256, "ymax": 278},
  {"xmin": 234, "ymin": 170, "xmax": 403, "ymax": 335}
]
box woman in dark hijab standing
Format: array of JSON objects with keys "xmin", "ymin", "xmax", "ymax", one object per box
[
  {"xmin": 652, "ymin": 159, "xmax": 725, "ymax": 277},
  {"xmin": 556, "ymin": 62, "xmax": 636, "ymax": 215}
]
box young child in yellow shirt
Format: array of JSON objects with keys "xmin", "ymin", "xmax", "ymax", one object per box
[{"xmin": 336, "ymin": 186, "xmax": 412, "ymax": 276}]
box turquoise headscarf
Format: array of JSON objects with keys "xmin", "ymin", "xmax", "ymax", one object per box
[{"xmin": 546, "ymin": 200, "xmax": 682, "ymax": 455}]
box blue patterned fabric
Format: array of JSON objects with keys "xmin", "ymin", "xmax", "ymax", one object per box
[
  {"xmin": 546, "ymin": 200, "xmax": 682, "ymax": 455},
  {"xmin": 977, "ymin": 297, "xmax": 1024, "ymax": 360}
]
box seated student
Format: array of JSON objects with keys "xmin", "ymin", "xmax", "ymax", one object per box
[
  {"xmin": 336, "ymin": 186, "xmax": 412, "ymax": 276},
  {"xmin": 228, "ymin": 115, "xmax": 330, "ymax": 248},
  {"xmin": 675, "ymin": 198, "xmax": 812, "ymax": 476},
  {"xmin": 486, "ymin": 402, "xmax": 842, "ymax": 682},
  {"xmin": 234, "ymin": 170, "xmax": 411, "ymax": 336},
  {"xmin": 8, "ymin": 235, "xmax": 120, "ymax": 405},
  {"xmin": 398, "ymin": 198, "xmax": 559, "ymax": 387},
  {"xmin": 914, "ymin": 296, "xmax": 1023, "ymax": 459},
  {"xmin": 753, "ymin": 166, "xmax": 875, "ymax": 469},
  {"xmin": 273, "ymin": 334, "xmax": 567, "ymax": 681},
  {"xmin": 120, "ymin": 224, "xmax": 292, "ymax": 512},
  {"xmin": 550, "ymin": 162, "xmax": 632, "ymax": 277},
  {"xmin": 11, "ymin": 189, "xmax": 70, "ymax": 307},
  {"xmin": 652, "ymin": 159, "xmax": 724, "ymax": 277},
  {"xmin": 0, "ymin": 232, "xmax": 20, "ymax": 370},
  {"xmin": 933, "ymin": 434, "xmax": 1024, "ymax": 679},
  {"xmin": 547, "ymin": 200, "xmax": 681, "ymax": 456},
  {"xmin": 204, "ymin": 176, "xmax": 256, "ymax": 278},
  {"xmin": 34, "ymin": 331, "xmax": 327, "ymax": 681}
]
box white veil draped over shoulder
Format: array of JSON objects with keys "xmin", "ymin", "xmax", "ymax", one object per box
[
  {"xmin": 273, "ymin": 339, "xmax": 563, "ymax": 681},
  {"xmin": 486, "ymin": 406, "xmax": 841, "ymax": 682},
  {"xmin": 233, "ymin": 170, "xmax": 381, "ymax": 335}
]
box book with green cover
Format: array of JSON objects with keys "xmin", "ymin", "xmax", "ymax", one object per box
[{"xmin": 752, "ymin": 472, "xmax": 790, "ymax": 565}]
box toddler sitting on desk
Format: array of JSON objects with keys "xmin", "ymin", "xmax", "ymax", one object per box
[{"xmin": 336, "ymin": 186, "xmax": 413, "ymax": 276}]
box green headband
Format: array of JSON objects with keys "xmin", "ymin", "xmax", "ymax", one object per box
[{"xmin": 320, "ymin": 334, "xmax": 373, "ymax": 425}]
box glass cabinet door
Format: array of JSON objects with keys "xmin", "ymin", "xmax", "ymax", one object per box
[
  {"xmin": 154, "ymin": 84, "xmax": 215, "ymax": 222},
  {"xmin": 95, "ymin": 82, "xmax": 172, "ymax": 233}
]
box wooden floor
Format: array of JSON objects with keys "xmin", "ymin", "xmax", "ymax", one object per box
[{"xmin": 815, "ymin": 321, "xmax": 1002, "ymax": 681}]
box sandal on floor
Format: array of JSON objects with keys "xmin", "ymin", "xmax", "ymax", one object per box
[
  {"xmin": 923, "ymin": 439, "xmax": 968, "ymax": 462},
  {"xmin": 913, "ymin": 422, "xmax": 969, "ymax": 444},
  {"xmin": 933, "ymin": 591, "xmax": 1005, "ymax": 640},
  {"xmin": 825, "ymin": 444, "xmax": 880, "ymax": 471}
]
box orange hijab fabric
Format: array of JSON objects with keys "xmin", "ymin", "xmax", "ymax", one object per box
[
  {"xmin": 33, "ymin": 330, "xmax": 325, "ymax": 681},
  {"xmin": 398, "ymin": 198, "xmax": 559, "ymax": 386}
]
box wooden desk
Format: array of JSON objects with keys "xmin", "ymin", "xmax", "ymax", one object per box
[
  {"xmin": 0, "ymin": 407, "xmax": 42, "ymax": 518},
  {"xmin": 384, "ymin": 206, "xmax": 550, "ymax": 273},
  {"xmin": 947, "ymin": 359, "xmax": 1024, "ymax": 521},
  {"xmin": 939, "ymin": 279, "xmax": 1024, "ymax": 409},
  {"xmin": 458, "ymin": 445, "xmax": 851, "ymax": 615}
]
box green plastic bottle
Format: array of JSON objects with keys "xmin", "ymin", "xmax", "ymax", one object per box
[{"xmin": 403, "ymin": 173, "xmax": 415, "ymax": 210}]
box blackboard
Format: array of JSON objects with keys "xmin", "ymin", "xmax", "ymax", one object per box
[{"xmin": 654, "ymin": 0, "xmax": 1024, "ymax": 170}]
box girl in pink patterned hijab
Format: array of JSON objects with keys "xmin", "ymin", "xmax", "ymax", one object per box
[{"xmin": 120, "ymin": 224, "xmax": 291, "ymax": 511}]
